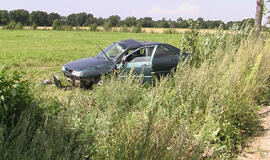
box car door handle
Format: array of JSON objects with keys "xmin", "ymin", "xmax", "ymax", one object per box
[{"xmin": 142, "ymin": 64, "xmax": 150, "ymax": 67}]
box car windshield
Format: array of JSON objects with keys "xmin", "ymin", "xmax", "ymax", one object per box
[{"xmin": 97, "ymin": 43, "xmax": 125, "ymax": 60}]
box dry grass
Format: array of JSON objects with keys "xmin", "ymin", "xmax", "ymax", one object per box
[
  {"xmin": 142, "ymin": 28, "xmax": 217, "ymax": 34},
  {"xmin": 0, "ymin": 26, "xmax": 219, "ymax": 34}
]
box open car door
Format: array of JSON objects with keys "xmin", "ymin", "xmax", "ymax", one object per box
[{"xmin": 119, "ymin": 46, "xmax": 155, "ymax": 83}]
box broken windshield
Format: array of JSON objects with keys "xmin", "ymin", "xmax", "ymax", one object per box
[{"xmin": 97, "ymin": 43, "xmax": 125, "ymax": 60}]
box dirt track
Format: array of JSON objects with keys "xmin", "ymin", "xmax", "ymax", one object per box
[{"xmin": 238, "ymin": 106, "xmax": 270, "ymax": 160}]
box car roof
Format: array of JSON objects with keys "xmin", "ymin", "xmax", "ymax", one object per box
[
  {"xmin": 118, "ymin": 39, "xmax": 162, "ymax": 50},
  {"xmin": 117, "ymin": 39, "xmax": 180, "ymax": 54}
]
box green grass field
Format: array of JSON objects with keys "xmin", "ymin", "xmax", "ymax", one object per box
[
  {"xmin": 0, "ymin": 30, "xmax": 180, "ymax": 72},
  {"xmin": 1, "ymin": 29, "xmax": 270, "ymax": 159},
  {"xmin": 0, "ymin": 30, "xmax": 180, "ymax": 85},
  {"xmin": 0, "ymin": 30, "xmax": 181, "ymax": 98}
]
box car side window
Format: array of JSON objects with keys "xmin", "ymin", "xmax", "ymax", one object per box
[
  {"xmin": 154, "ymin": 45, "xmax": 175, "ymax": 57},
  {"xmin": 126, "ymin": 47, "xmax": 154, "ymax": 62}
]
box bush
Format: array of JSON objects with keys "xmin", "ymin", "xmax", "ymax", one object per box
[
  {"xmin": 163, "ymin": 28, "xmax": 178, "ymax": 34},
  {"xmin": 120, "ymin": 24, "xmax": 130, "ymax": 32},
  {"xmin": 179, "ymin": 22, "xmax": 256, "ymax": 67},
  {"xmin": 131, "ymin": 24, "xmax": 142, "ymax": 33},
  {"xmin": 32, "ymin": 23, "xmax": 38, "ymax": 30},
  {"xmin": 52, "ymin": 19, "xmax": 62, "ymax": 30},
  {"xmin": 89, "ymin": 23, "xmax": 98, "ymax": 32},
  {"xmin": 14, "ymin": 22, "xmax": 23, "ymax": 30},
  {"xmin": 0, "ymin": 66, "xmax": 31, "ymax": 125},
  {"xmin": 0, "ymin": 97, "xmax": 93, "ymax": 159},
  {"xmin": 4, "ymin": 20, "xmax": 16, "ymax": 30},
  {"xmin": 61, "ymin": 25, "xmax": 73, "ymax": 31},
  {"xmin": 103, "ymin": 22, "xmax": 111, "ymax": 32}
]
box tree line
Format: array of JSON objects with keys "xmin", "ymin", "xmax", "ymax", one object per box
[{"xmin": 0, "ymin": 9, "xmax": 259, "ymax": 30}]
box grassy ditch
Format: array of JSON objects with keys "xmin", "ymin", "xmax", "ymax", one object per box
[{"xmin": 0, "ymin": 29, "xmax": 269, "ymax": 159}]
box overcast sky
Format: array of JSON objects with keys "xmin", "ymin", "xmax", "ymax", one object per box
[{"xmin": 1, "ymin": 0, "xmax": 269, "ymax": 24}]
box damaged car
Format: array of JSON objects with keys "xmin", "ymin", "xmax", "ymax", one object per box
[{"xmin": 59, "ymin": 39, "xmax": 189, "ymax": 89}]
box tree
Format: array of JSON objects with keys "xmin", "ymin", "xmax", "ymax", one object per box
[
  {"xmin": 156, "ymin": 18, "xmax": 170, "ymax": 28},
  {"xmin": 8, "ymin": 9, "xmax": 29, "ymax": 25},
  {"xmin": 178, "ymin": 19, "xmax": 189, "ymax": 28},
  {"xmin": 48, "ymin": 13, "xmax": 60, "ymax": 26},
  {"xmin": 108, "ymin": 15, "xmax": 121, "ymax": 27},
  {"xmin": 0, "ymin": 10, "xmax": 9, "ymax": 25},
  {"xmin": 137, "ymin": 17, "xmax": 154, "ymax": 27},
  {"xmin": 177, "ymin": 17, "xmax": 184, "ymax": 23},
  {"xmin": 124, "ymin": 17, "xmax": 137, "ymax": 27},
  {"xmin": 76, "ymin": 12, "xmax": 88, "ymax": 26},
  {"xmin": 67, "ymin": 13, "xmax": 77, "ymax": 26},
  {"xmin": 196, "ymin": 17, "xmax": 207, "ymax": 29},
  {"xmin": 83, "ymin": 14, "xmax": 97, "ymax": 26},
  {"xmin": 67, "ymin": 13, "xmax": 88, "ymax": 26},
  {"xmin": 96, "ymin": 17, "xmax": 104, "ymax": 26},
  {"xmin": 30, "ymin": 11, "xmax": 48, "ymax": 26},
  {"xmin": 169, "ymin": 21, "xmax": 179, "ymax": 28},
  {"xmin": 255, "ymin": 0, "xmax": 264, "ymax": 32}
]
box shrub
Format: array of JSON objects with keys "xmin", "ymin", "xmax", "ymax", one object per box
[
  {"xmin": 163, "ymin": 28, "xmax": 178, "ymax": 34},
  {"xmin": 131, "ymin": 24, "xmax": 142, "ymax": 33},
  {"xmin": 89, "ymin": 23, "xmax": 98, "ymax": 32},
  {"xmin": 61, "ymin": 25, "xmax": 73, "ymax": 31},
  {"xmin": 14, "ymin": 22, "xmax": 23, "ymax": 30},
  {"xmin": 0, "ymin": 66, "xmax": 31, "ymax": 125},
  {"xmin": 120, "ymin": 24, "xmax": 129, "ymax": 32},
  {"xmin": 4, "ymin": 20, "xmax": 16, "ymax": 30},
  {"xmin": 0, "ymin": 97, "xmax": 93, "ymax": 159},
  {"xmin": 103, "ymin": 22, "xmax": 111, "ymax": 32},
  {"xmin": 32, "ymin": 23, "xmax": 38, "ymax": 30},
  {"xmin": 52, "ymin": 19, "xmax": 62, "ymax": 30},
  {"xmin": 179, "ymin": 22, "xmax": 256, "ymax": 67}
]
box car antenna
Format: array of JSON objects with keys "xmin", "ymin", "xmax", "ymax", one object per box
[{"xmin": 96, "ymin": 43, "xmax": 110, "ymax": 60}]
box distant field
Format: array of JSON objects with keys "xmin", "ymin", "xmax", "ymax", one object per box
[
  {"xmin": 0, "ymin": 30, "xmax": 181, "ymax": 86},
  {"xmin": 0, "ymin": 26, "xmax": 218, "ymax": 34}
]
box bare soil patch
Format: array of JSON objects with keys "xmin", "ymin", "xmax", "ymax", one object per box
[{"xmin": 238, "ymin": 106, "xmax": 270, "ymax": 160}]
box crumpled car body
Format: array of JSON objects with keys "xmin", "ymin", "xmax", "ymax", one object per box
[{"xmin": 61, "ymin": 39, "xmax": 188, "ymax": 88}]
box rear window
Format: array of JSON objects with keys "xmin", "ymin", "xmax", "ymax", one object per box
[{"xmin": 155, "ymin": 45, "xmax": 176, "ymax": 57}]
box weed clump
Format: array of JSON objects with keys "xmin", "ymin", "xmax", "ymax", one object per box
[{"xmin": 0, "ymin": 66, "xmax": 31, "ymax": 125}]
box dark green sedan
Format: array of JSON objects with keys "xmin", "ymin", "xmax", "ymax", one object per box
[{"xmin": 61, "ymin": 39, "xmax": 187, "ymax": 88}]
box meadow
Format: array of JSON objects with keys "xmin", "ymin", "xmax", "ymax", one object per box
[
  {"xmin": 0, "ymin": 30, "xmax": 180, "ymax": 81},
  {"xmin": 0, "ymin": 29, "xmax": 270, "ymax": 159}
]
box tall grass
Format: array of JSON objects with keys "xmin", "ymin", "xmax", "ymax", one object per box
[{"xmin": 0, "ymin": 28, "xmax": 270, "ymax": 159}]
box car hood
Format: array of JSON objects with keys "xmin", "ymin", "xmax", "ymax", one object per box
[{"xmin": 63, "ymin": 57, "xmax": 115, "ymax": 78}]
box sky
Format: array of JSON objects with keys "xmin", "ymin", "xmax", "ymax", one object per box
[{"xmin": 1, "ymin": 0, "xmax": 269, "ymax": 24}]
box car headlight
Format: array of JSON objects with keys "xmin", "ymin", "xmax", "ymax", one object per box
[
  {"xmin": 72, "ymin": 70, "xmax": 84, "ymax": 77},
  {"xmin": 62, "ymin": 66, "xmax": 66, "ymax": 72}
]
